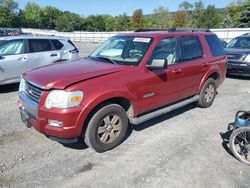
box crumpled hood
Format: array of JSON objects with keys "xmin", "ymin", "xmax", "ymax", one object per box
[{"xmin": 23, "ymin": 58, "xmax": 126, "ymax": 90}]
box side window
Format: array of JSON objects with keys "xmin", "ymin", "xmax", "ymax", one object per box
[
  {"xmin": 29, "ymin": 39, "xmax": 52, "ymax": 53},
  {"xmin": 149, "ymin": 37, "xmax": 178, "ymax": 65},
  {"xmin": 51, "ymin": 40, "xmax": 64, "ymax": 50},
  {"xmin": 0, "ymin": 40, "xmax": 24, "ymax": 56},
  {"xmin": 180, "ymin": 36, "xmax": 203, "ymax": 61},
  {"xmin": 205, "ymin": 35, "xmax": 225, "ymax": 57}
]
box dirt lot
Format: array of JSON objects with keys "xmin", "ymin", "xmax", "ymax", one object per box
[{"xmin": 1, "ymin": 44, "xmax": 250, "ymax": 188}]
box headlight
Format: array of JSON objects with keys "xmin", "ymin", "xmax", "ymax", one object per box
[
  {"xmin": 244, "ymin": 54, "xmax": 250, "ymax": 63},
  {"xmin": 19, "ymin": 77, "xmax": 25, "ymax": 92},
  {"xmin": 45, "ymin": 90, "xmax": 83, "ymax": 109}
]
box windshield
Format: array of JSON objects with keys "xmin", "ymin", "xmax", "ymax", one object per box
[
  {"xmin": 89, "ymin": 36, "xmax": 152, "ymax": 66},
  {"xmin": 226, "ymin": 37, "xmax": 250, "ymax": 49}
]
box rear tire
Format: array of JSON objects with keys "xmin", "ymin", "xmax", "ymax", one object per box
[
  {"xmin": 84, "ymin": 103, "xmax": 128, "ymax": 152},
  {"xmin": 197, "ymin": 78, "xmax": 216, "ymax": 108},
  {"xmin": 229, "ymin": 127, "xmax": 250, "ymax": 166}
]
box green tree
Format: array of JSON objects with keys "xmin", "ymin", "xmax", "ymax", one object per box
[
  {"xmin": 0, "ymin": 0, "xmax": 18, "ymax": 12},
  {"xmin": 143, "ymin": 16, "xmax": 155, "ymax": 29},
  {"xmin": 81, "ymin": 15, "xmax": 106, "ymax": 31},
  {"xmin": 103, "ymin": 15, "xmax": 116, "ymax": 31},
  {"xmin": 222, "ymin": 15, "xmax": 233, "ymax": 28},
  {"xmin": 152, "ymin": 6, "xmax": 172, "ymax": 29},
  {"xmin": 0, "ymin": 7, "xmax": 14, "ymax": 26},
  {"xmin": 179, "ymin": 1, "xmax": 193, "ymax": 10},
  {"xmin": 41, "ymin": 6, "xmax": 61, "ymax": 29},
  {"xmin": 226, "ymin": 2, "xmax": 244, "ymax": 27},
  {"xmin": 55, "ymin": 11, "xmax": 81, "ymax": 31},
  {"xmin": 12, "ymin": 10, "xmax": 25, "ymax": 27},
  {"xmin": 194, "ymin": 0, "xmax": 204, "ymax": 10},
  {"xmin": 195, "ymin": 5, "xmax": 223, "ymax": 28},
  {"xmin": 114, "ymin": 13, "xmax": 131, "ymax": 31},
  {"xmin": 131, "ymin": 9, "xmax": 144, "ymax": 30},
  {"xmin": 173, "ymin": 10, "xmax": 188, "ymax": 27},
  {"xmin": 22, "ymin": 2, "xmax": 43, "ymax": 28},
  {"xmin": 238, "ymin": 0, "xmax": 250, "ymax": 28},
  {"xmin": 192, "ymin": 0, "xmax": 205, "ymax": 27}
]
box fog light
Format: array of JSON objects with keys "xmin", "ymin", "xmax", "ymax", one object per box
[{"xmin": 48, "ymin": 120, "xmax": 64, "ymax": 127}]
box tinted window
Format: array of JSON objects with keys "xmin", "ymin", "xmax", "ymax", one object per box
[
  {"xmin": 149, "ymin": 37, "xmax": 178, "ymax": 65},
  {"xmin": 51, "ymin": 40, "xmax": 64, "ymax": 50},
  {"xmin": 205, "ymin": 35, "xmax": 225, "ymax": 57},
  {"xmin": 180, "ymin": 36, "xmax": 203, "ymax": 61},
  {"xmin": 0, "ymin": 39, "xmax": 24, "ymax": 56},
  {"xmin": 29, "ymin": 39, "xmax": 52, "ymax": 53},
  {"xmin": 67, "ymin": 40, "xmax": 76, "ymax": 48}
]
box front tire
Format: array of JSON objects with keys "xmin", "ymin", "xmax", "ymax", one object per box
[
  {"xmin": 84, "ymin": 104, "xmax": 128, "ymax": 152},
  {"xmin": 197, "ymin": 78, "xmax": 217, "ymax": 108},
  {"xmin": 229, "ymin": 127, "xmax": 250, "ymax": 166}
]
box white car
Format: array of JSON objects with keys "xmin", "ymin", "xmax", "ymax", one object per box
[{"xmin": 0, "ymin": 36, "xmax": 79, "ymax": 85}]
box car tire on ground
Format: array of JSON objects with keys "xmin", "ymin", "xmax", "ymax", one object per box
[
  {"xmin": 197, "ymin": 78, "xmax": 217, "ymax": 108},
  {"xmin": 84, "ymin": 103, "xmax": 128, "ymax": 153}
]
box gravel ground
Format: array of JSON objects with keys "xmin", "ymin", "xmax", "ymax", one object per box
[{"xmin": 0, "ymin": 44, "xmax": 250, "ymax": 188}]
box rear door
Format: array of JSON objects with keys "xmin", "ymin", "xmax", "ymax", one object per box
[
  {"xmin": 0, "ymin": 39, "xmax": 30, "ymax": 83},
  {"xmin": 176, "ymin": 35, "xmax": 208, "ymax": 97},
  {"xmin": 27, "ymin": 39, "xmax": 60, "ymax": 69}
]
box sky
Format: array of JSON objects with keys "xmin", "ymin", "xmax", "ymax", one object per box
[{"xmin": 17, "ymin": 0, "xmax": 233, "ymax": 16}]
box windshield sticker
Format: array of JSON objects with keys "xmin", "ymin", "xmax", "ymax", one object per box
[{"xmin": 133, "ymin": 38, "xmax": 151, "ymax": 43}]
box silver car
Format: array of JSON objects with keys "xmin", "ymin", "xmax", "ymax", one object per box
[{"xmin": 0, "ymin": 36, "xmax": 79, "ymax": 85}]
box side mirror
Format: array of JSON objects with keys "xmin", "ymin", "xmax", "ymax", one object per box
[{"xmin": 146, "ymin": 59, "xmax": 167, "ymax": 70}]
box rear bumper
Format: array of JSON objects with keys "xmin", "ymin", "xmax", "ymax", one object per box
[{"xmin": 227, "ymin": 61, "xmax": 250, "ymax": 77}]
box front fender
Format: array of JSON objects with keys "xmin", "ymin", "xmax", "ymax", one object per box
[{"xmin": 75, "ymin": 90, "xmax": 138, "ymax": 135}]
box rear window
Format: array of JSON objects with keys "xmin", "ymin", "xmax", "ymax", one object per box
[
  {"xmin": 180, "ymin": 36, "xmax": 203, "ymax": 61},
  {"xmin": 67, "ymin": 40, "xmax": 77, "ymax": 48},
  {"xmin": 205, "ymin": 35, "xmax": 225, "ymax": 57},
  {"xmin": 51, "ymin": 39, "xmax": 64, "ymax": 50},
  {"xmin": 29, "ymin": 39, "xmax": 52, "ymax": 53}
]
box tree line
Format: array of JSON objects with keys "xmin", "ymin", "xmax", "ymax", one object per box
[{"xmin": 0, "ymin": 0, "xmax": 250, "ymax": 32}]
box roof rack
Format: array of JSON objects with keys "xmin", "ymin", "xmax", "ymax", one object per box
[
  {"xmin": 135, "ymin": 29, "xmax": 168, "ymax": 32},
  {"xmin": 135, "ymin": 28, "xmax": 211, "ymax": 33},
  {"xmin": 169, "ymin": 28, "xmax": 211, "ymax": 32}
]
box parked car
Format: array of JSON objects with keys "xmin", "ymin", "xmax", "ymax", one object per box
[
  {"xmin": 18, "ymin": 29, "xmax": 226, "ymax": 152},
  {"xmin": 0, "ymin": 36, "xmax": 79, "ymax": 85},
  {"xmin": 220, "ymin": 39, "xmax": 227, "ymax": 47},
  {"xmin": 225, "ymin": 33, "xmax": 250, "ymax": 77}
]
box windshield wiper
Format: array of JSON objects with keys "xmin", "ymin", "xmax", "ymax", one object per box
[{"xmin": 90, "ymin": 56, "xmax": 117, "ymax": 64}]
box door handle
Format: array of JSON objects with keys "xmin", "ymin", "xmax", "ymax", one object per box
[
  {"xmin": 50, "ymin": 53, "xmax": 58, "ymax": 57},
  {"xmin": 172, "ymin": 69, "xmax": 182, "ymax": 74},
  {"xmin": 203, "ymin": 62, "xmax": 209, "ymax": 66},
  {"xmin": 17, "ymin": 57, "xmax": 27, "ymax": 62}
]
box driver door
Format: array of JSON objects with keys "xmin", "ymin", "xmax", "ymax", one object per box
[{"xmin": 137, "ymin": 37, "xmax": 186, "ymax": 114}]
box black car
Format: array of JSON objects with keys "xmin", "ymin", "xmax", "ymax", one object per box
[{"xmin": 225, "ymin": 33, "xmax": 250, "ymax": 77}]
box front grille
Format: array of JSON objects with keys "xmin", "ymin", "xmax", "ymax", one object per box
[
  {"xmin": 23, "ymin": 80, "xmax": 43, "ymax": 104},
  {"xmin": 227, "ymin": 54, "xmax": 243, "ymax": 60}
]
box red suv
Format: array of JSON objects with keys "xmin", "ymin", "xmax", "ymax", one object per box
[{"xmin": 18, "ymin": 29, "xmax": 227, "ymax": 152}]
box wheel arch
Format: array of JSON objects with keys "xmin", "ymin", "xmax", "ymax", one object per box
[
  {"xmin": 197, "ymin": 71, "xmax": 220, "ymax": 93},
  {"xmin": 76, "ymin": 94, "xmax": 136, "ymax": 138}
]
